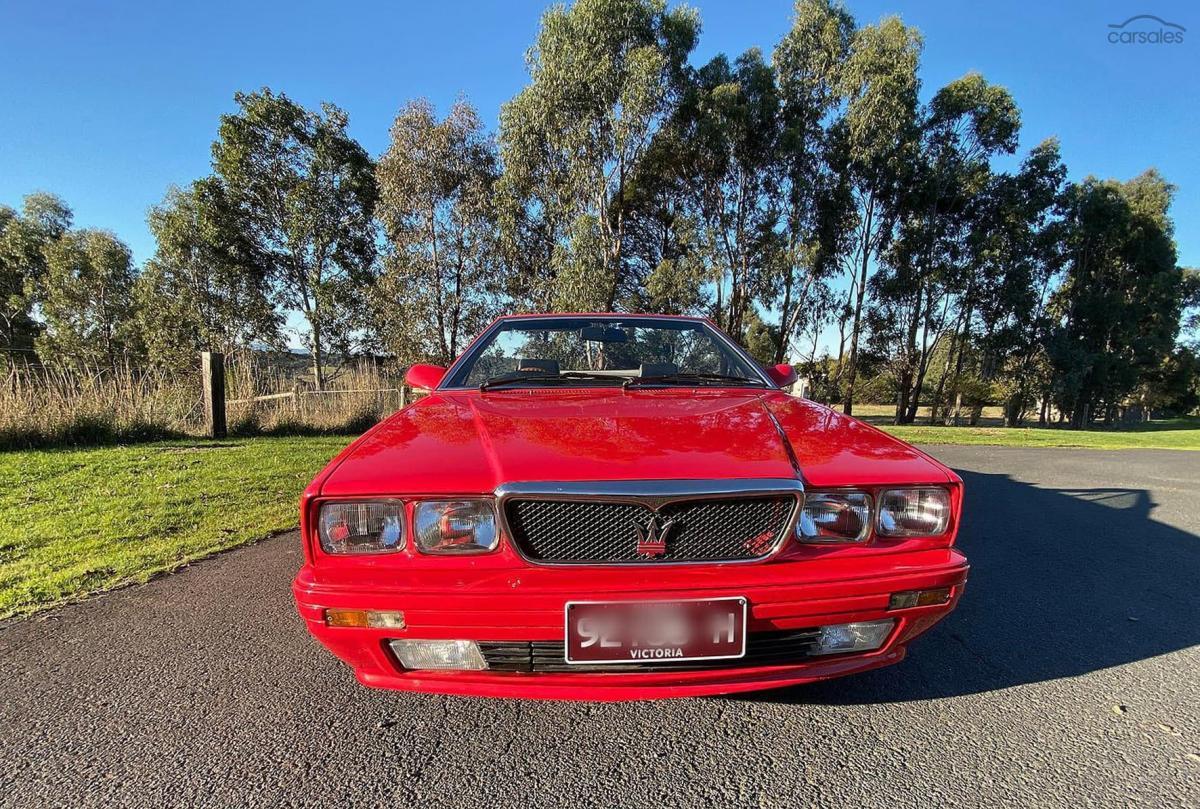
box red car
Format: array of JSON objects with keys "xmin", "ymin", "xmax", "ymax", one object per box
[{"xmin": 292, "ymin": 314, "xmax": 968, "ymax": 700}]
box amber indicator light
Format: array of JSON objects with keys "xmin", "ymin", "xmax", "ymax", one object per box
[{"xmin": 888, "ymin": 587, "xmax": 952, "ymax": 610}]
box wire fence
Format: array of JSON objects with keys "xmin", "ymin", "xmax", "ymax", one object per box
[{"xmin": 0, "ymin": 354, "xmax": 411, "ymax": 450}]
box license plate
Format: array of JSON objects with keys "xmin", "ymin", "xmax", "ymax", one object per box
[{"xmin": 564, "ymin": 597, "xmax": 747, "ymax": 665}]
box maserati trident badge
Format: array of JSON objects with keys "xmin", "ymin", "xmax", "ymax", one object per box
[{"xmin": 634, "ymin": 515, "xmax": 676, "ymax": 557}]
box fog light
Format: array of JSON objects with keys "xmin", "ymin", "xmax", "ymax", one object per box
[
  {"xmin": 812, "ymin": 620, "xmax": 894, "ymax": 656},
  {"xmin": 888, "ymin": 587, "xmax": 951, "ymax": 610},
  {"xmin": 389, "ymin": 639, "xmax": 487, "ymax": 670},
  {"xmin": 323, "ymin": 609, "xmax": 406, "ymax": 629}
]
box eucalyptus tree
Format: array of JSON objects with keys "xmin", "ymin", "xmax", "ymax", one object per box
[
  {"xmin": 36, "ymin": 229, "xmax": 139, "ymax": 371},
  {"xmin": 1181, "ymin": 267, "xmax": 1200, "ymax": 349},
  {"xmin": 1135, "ymin": 345, "xmax": 1199, "ymax": 417},
  {"xmin": 872, "ymin": 73, "xmax": 1020, "ymax": 423},
  {"xmin": 674, "ymin": 47, "xmax": 782, "ymax": 341},
  {"xmin": 0, "ymin": 193, "xmax": 73, "ymax": 365},
  {"xmin": 374, "ymin": 99, "xmax": 501, "ymax": 366},
  {"xmin": 835, "ymin": 17, "xmax": 922, "ymax": 415},
  {"xmin": 970, "ymin": 139, "xmax": 1066, "ymax": 426},
  {"xmin": 134, "ymin": 178, "xmax": 280, "ymax": 375},
  {"xmin": 212, "ymin": 89, "xmax": 377, "ymax": 389},
  {"xmin": 1050, "ymin": 170, "xmax": 1184, "ymax": 426},
  {"xmin": 618, "ymin": 126, "xmax": 710, "ymax": 315},
  {"xmin": 767, "ymin": 0, "xmax": 855, "ymax": 364},
  {"xmin": 497, "ymin": 0, "xmax": 700, "ymax": 311}
]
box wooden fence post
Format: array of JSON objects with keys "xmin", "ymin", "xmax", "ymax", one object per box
[{"xmin": 201, "ymin": 351, "xmax": 227, "ymax": 439}]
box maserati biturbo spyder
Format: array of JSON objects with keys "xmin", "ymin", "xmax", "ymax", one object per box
[{"xmin": 292, "ymin": 313, "xmax": 968, "ymax": 700}]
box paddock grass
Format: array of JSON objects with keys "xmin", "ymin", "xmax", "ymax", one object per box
[
  {"xmin": 831, "ymin": 404, "xmax": 1200, "ymax": 450},
  {"xmin": 875, "ymin": 418, "xmax": 1200, "ymax": 450},
  {"xmin": 0, "ymin": 435, "xmax": 349, "ymax": 619}
]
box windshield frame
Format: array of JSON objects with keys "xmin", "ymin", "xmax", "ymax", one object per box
[{"xmin": 438, "ymin": 315, "xmax": 775, "ymax": 391}]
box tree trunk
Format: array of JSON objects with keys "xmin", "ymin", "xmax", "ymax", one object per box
[
  {"xmin": 1003, "ymin": 397, "xmax": 1018, "ymax": 427},
  {"xmin": 948, "ymin": 390, "xmax": 963, "ymax": 425},
  {"xmin": 840, "ymin": 266, "xmax": 867, "ymax": 417},
  {"xmin": 946, "ymin": 333, "xmax": 970, "ymax": 425},
  {"xmin": 930, "ymin": 325, "xmax": 960, "ymax": 425},
  {"xmin": 774, "ymin": 270, "xmax": 794, "ymax": 365},
  {"xmin": 894, "ymin": 373, "xmax": 912, "ymax": 425},
  {"xmin": 841, "ymin": 199, "xmax": 874, "ymax": 417},
  {"xmin": 906, "ymin": 364, "xmax": 928, "ymax": 424},
  {"xmin": 896, "ymin": 287, "xmax": 924, "ymax": 424},
  {"xmin": 311, "ymin": 329, "xmax": 325, "ymax": 392}
]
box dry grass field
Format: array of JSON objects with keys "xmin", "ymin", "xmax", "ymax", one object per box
[{"xmin": 0, "ymin": 361, "xmax": 402, "ymax": 450}]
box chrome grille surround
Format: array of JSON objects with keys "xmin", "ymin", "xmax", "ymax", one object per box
[{"xmin": 495, "ymin": 479, "xmax": 804, "ymax": 565}]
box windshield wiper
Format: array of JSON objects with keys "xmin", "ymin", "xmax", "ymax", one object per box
[
  {"xmin": 623, "ymin": 372, "xmax": 765, "ymax": 389},
  {"xmin": 480, "ymin": 371, "xmax": 632, "ymax": 391}
]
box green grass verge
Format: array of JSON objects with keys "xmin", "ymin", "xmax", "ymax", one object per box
[
  {"xmin": 0, "ymin": 435, "xmax": 349, "ymax": 619},
  {"xmin": 877, "ymin": 418, "xmax": 1200, "ymax": 450}
]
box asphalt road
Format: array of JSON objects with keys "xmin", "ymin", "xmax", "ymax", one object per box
[{"xmin": 3, "ymin": 447, "xmax": 1199, "ymax": 808}]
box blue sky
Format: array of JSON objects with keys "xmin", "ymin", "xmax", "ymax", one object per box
[{"xmin": 1, "ymin": 0, "xmax": 1196, "ymax": 273}]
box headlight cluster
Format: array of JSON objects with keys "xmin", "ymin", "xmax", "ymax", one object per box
[
  {"xmin": 316, "ymin": 499, "xmax": 498, "ymax": 555},
  {"xmin": 877, "ymin": 488, "xmax": 951, "ymax": 537},
  {"xmin": 414, "ymin": 500, "xmax": 499, "ymax": 554},
  {"xmin": 317, "ymin": 500, "xmax": 405, "ymax": 554},
  {"xmin": 797, "ymin": 492, "xmax": 872, "ymax": 542},
  {"xmin": 797, "ymin": 487, "xmax": 951, "ymax": 544}
]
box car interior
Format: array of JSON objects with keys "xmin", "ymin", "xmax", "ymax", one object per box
[{"xmin": 515, "ymin": 359, "xmax": 681, "ymax": 377}]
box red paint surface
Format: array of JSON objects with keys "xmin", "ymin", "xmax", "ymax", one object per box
[{"xmin": 293, "ymin": 314, "xmax": 968, "ymax": 700}]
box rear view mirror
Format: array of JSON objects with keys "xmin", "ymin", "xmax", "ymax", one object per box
[
  {"xmin": 580, "ymin": 325, "xmax": 627, "ymax": 343},
  {"xmin": 405, "ymin": 363, "xmax": 447, "ymax": 391}
]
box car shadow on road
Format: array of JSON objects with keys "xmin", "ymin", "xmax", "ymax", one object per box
[{"xmin": 746, "ymin": 468, "xmax": 1200, "ymax": 704}]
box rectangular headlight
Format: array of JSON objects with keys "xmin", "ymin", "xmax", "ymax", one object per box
[
  {"xmin": 413, "ymin": 500, "xmax": 499, "ymax": 555},
  {"xmin": 317, "ymin": 500, "xmax": 405, "ymax": 554},
  {"xmin": 877, "ymin": 488, "xmax": 951, "ymax": 537},
  {"xmin": 797, "ymin": 492, "xmax": 872, "ymax": 543}
]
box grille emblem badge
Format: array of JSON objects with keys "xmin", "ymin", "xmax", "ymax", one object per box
[{"xmin": 634, "ymin": 515, "xmax": 676, "ymax": 558}]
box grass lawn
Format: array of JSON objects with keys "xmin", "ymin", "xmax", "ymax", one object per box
[
  {"xmin": 876, "ymin": 418, "xmax": 1200, "ymax": 450},
  {"xmin": 0, "ymin": 435, "xmax": 349, "ymax": 619}
]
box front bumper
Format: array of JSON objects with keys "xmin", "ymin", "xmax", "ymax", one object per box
[{"xmin": 293, "ymin": 548, "xmax": 968, "ymax": 700}]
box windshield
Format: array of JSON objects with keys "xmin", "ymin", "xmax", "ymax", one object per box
[{"xmin": 444, "ymin": 317, "xmax": 766, "ymax": 389}]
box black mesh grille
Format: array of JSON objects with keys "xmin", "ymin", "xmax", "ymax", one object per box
[
  {"xmin": 479, "ymin": 629, "xmax": 822, "ymax": 673},
  {"xmin": 504, "ymin": 496, "xmax": 795, "ymax": 563}
]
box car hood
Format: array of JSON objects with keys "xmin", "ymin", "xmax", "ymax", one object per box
[
  {"xmin": 320, "ymin": 389, "xmax": 791, "ymax": 496},
  {"xmin": 317, "ymin": 389, "xmax": 953, "ymax": 498}
]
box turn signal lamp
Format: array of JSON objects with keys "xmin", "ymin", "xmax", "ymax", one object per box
[
  {"xmin": 323, "ymin": 609, "xmax": 407, "ymax": 629},
  {"xmin": 887, "ymin": 587, "xmax": 952, "ymax": 610}
]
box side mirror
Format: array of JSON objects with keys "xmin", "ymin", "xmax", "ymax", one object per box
[
  {"xmin": 765, "ymin": 363, "xmax": 798, "ymax": 388},
  {"xmin": 405, "ymin": 363, "xmax": 447, "ymax": 391}
]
